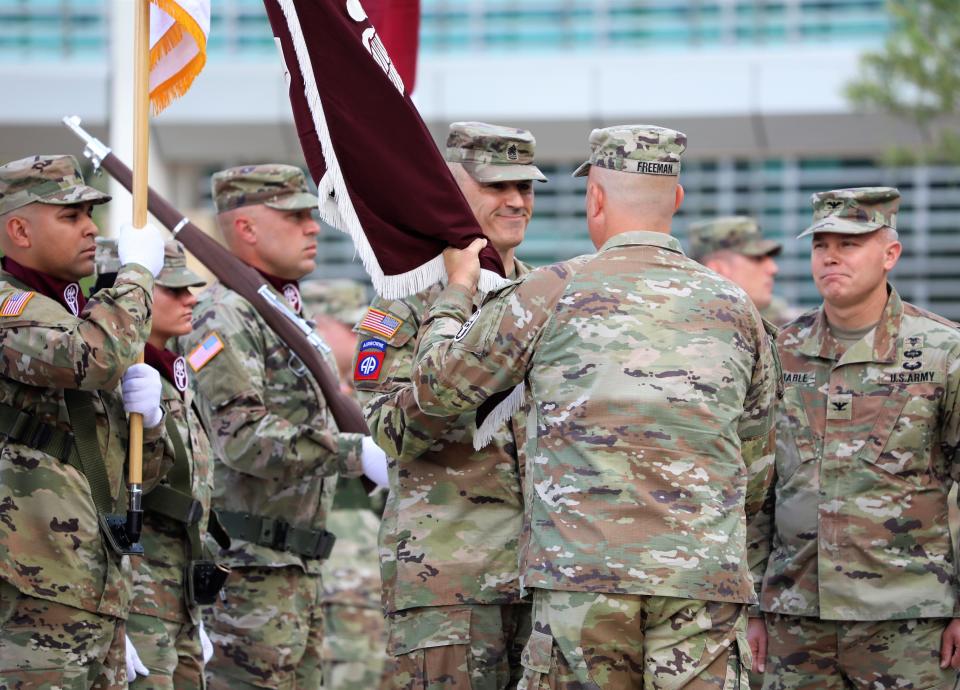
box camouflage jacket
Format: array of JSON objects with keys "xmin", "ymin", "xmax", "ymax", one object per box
[
  {"xmin": 131, "ymin": 372, "xmax": 213, "ymax": 624},
  {"xmin": 183, "ymin": 281, "xmax": 363, "ymax": 574},
  {"xmin": 0, "ymin": 266, "xmax": 169, "ymax": 618},
  {"xmin": 412, "ymin": 231, "xmax": 779, "ymax": 603},
  {"xmin": 320, "ymin": 506, "xmax": 382, "ymax": 610},
  {"xmin": 354, "ymin": 265, "xmax": 529, "ymax": 613},
  {"xmin": 761, "ymin": 287, "xmax": 960, "ymax": 620}
]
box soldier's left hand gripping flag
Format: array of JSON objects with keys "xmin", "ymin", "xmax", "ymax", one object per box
[{"xmin": 149, "ymin": 0, "xmax": 211, "ymax": 114}]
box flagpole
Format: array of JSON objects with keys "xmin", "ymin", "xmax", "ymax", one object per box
[{"xmin": 126, "ymin": 0, "xmax": 151, "ymax": 545}]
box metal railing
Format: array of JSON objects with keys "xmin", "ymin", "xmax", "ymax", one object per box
[{"xmin": 0, "ymin": 0, "xmax": 891, "ymax": 59}]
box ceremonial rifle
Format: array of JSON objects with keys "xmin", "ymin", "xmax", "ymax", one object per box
[{"xmin": 63, "ymin": 116, "xmax": 372, "ymax": 445}]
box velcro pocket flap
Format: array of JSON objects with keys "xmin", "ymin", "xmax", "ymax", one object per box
[
  {"xmin": 387, "ymin": 606, "xmax": 471, "ymax": 656},
  {"xmin": 520, "ymin": 629, "xmax": 553, "ymax": 674}
]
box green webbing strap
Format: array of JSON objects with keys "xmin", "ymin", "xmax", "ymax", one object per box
[
  {"xmin": 0, "ymin": 402, "xmax": 76, "ymax": 468},
  {"xmin": 63, "ymin": 390, "xmax": 114, "ymax": 516},
  {"xmin": 142, "ymin": 414, "xmax": 203, "ymax": 560},
  {"xmin": 218, "ymin": 509, "xmax": 336, "ymax": 561}
]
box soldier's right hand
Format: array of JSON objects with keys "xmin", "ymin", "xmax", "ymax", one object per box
[{"xmin": 118, "ymin": 221, "xmax": 165, "ymax": 277}]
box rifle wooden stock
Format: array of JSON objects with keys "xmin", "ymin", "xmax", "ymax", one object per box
[{"xmin": 99, "ymin": 151, "xmax": 370, "ymax": 438}]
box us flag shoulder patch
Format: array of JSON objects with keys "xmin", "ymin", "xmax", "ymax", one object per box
[
  {"xmin": 0, "ymin": 291, "xmax": 34, "ymax": 317},
  {"xmin": 358, "ymin": 307, "xmax": 404, "ymax": 339},
  {"xmin": 187, "ymin": 333, "xmax": 225, "ymax": 372}
]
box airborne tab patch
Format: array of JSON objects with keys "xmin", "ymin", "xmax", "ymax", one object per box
[
  {"xmin": 355, "ymin": 338, "xmax": 387, "ymax": 381},
  {"xmin": 0, "ymin": 291, "xmax": 34, "ymax": 317},
  {"xmin": 358, "ymin": 307, "xmax": 403, "ymax": 339},
  {"xmin": 187, "ymin": 333, "xmax": 225, "ymax": 372}
]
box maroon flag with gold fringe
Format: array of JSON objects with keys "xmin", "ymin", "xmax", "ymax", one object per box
[{"xmin": 264, "ymin": 0, "xmax": 506, "ymax": 298}]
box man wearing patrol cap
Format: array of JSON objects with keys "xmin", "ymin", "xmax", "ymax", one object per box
[
  {"xmin": 182, "ymin": 164, "xmax": 388, "ymax": 690},
  {"xmin": 750, "ymin": 187, "xmax": 960, "ymax": 689},
  {"xmin": 351, "ymin": 122, "xmax": 545, "ymax": 689},
  {"xmin": 0, "ymin": 155, "xmax": 169, "ymax": 688},
  {"xmin": 96, "ymin": 239, "xmax": 223, "ymax": 689},
  {"xmin": 686, "ymin": 217, "xmax": 798, "ymax": 326},
  {"xmin": 410, "ymin": 124, "xmax": 779, "ymax": 688}
]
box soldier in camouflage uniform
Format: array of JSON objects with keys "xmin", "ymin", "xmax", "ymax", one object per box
[
  {"xmin": 352, "ymin": 122, "xmax": 546, "ymax": 689},
  {"xmin": 409, "ymin": 125, "xmax": 780, "ymax": 689},
  {"xmin": 0, "ymin": 154, "xmax": 169, "ymax": 689},
  {"xmin": 752, "ymin": 187, "xmax": 960, "ymax": 689},
  {"xmin": 97, "ymin": 239, "xmax": 220, "ymax": 689},
  {"xmin": 299, "ymin": 279, "xmax": 392, "ymax": 690},
  {"xmin": 183, "ymin": 164, "xmax": 388, "ymax": 690},
  {"xmin": 687, "ymin": 217, "xmax": 798, "ymax": 327}
]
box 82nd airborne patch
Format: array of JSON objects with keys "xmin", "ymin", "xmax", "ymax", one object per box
[{"xmin": 355, "ymin": 338, "xmax": 387, "ymax": 381}]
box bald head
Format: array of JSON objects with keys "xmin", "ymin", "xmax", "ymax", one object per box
[{"xmin": 585, "ymin": 167, "xmax": 684, "ymax": 249}]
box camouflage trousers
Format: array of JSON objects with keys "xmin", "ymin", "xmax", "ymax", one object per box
[
  {"xmin": 0, "ymin": 579, "xmax": 126, "ymax": 690},
  {"xmin": 761, "ymin": 613, "xmax": 960, "ymax": 690},
  {"xmin": 320, "ymin": 601, "xmax": 390, "ymax": 690},
  {"xmin": 517, "ymin": 590, "xmax": 751, "ymax": 690},
  {"xmin": 387, "ymin": 602, "xmax": 532, "ymax": 690},
  {"xmin": 204, "ymin": 565, "xmax": 323, "ymax": 690},
  {"xmin": 127, "ymin": 612, "xmax": 205, "ymax": 690}
]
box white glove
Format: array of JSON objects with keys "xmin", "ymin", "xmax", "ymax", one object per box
[
  {"xmin": 118, "ymin": 222, "xmax": 165, "ymax": 277},
  {"xmin": 125, "ymin": 634, "xmax": 149, "ymax": 682},
  {"xmin": 198, "ymin": 620, "xmax": 214, "ymax": 664},
  {"xmin": 361, "ymin": 436, "xmax": 389, "ymax": 488},
  {"xmin": 121, "ymin": 363, "xmax": 163, "ymax": 429}
]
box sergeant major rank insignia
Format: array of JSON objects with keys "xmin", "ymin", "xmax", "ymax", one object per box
[{"xmin": 355, "ymin": 338, "xmax": 386, "ymax": 381}]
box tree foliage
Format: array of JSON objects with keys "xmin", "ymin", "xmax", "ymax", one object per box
[{"xmin": 845, "ymin": 0, "xmax": 960, "ymax": 164}]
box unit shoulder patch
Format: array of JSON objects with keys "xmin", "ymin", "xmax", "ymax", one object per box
[
  {"xmin": 355, "ymin": 338, "xmax": 387, "ymax": 381},
  {"xmin": 358, "ymin": 307, "xmax": 404, "ymax": 339},
  {"xmin": 187, "ymin": 332, "xmax": 225, "ymax": 372}
]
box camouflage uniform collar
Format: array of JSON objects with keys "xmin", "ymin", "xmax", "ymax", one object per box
[
  {"xmin": 801, "ymin": 285, "xmax": 902, "ymax": 364},
  {"xmin": 599, "ymin": 230, "xmax": 683, "ymax": 255},
  {"xmin": 513, "ymin": 257, "xmax": 532, "ymax": 278}
]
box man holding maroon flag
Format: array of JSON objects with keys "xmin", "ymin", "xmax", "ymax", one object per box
[{"xmin": 353, "ymin": 122, "xmax": 546, "ymax": 689}]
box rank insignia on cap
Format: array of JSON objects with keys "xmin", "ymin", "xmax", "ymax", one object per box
[
  {"xmin": 0, "ymin": 290, "xmax": 34, "ymax": 317},
  {"xmin": 358, "ymin": 307, "xmax": 403, "ymax": 339},
  {"xmin": 187, "ymin": 332, "xmax": 225, "ymax": 372},
  {"xmin": 355, "ymin": 338, "xmax": 387, "ymax": 381}
]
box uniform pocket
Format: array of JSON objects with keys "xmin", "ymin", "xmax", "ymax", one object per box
[{"xmin": 387, "ymin": 606, "xmax": 472, "ymax": 656}]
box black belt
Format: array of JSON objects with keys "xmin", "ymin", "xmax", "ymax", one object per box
[{"xmin": 218, "ymin": 510, "xmax": 336, "ymax": 561}]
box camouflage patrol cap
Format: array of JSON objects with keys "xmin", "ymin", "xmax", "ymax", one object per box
[
  {"xmin": 300, "ymin": 279, "xmax": 368, "ymax": 326},
  {"xmin": 212, "ymin": 164, "xmax": 318, "ymax": 214},
  {"xmin": 156, "ymin": 240, "xmax": 206, "ymax": 289},
  {"xmin": 687, "ymin": 216, "xmax": 782, "ymax": 261},
  {"xmin": 573, "ymin": 125, "xmax": 686, "ymax": 178},
  {"xmin": 95, "ymin": 237, "xmax": 205, "ymax": 288},
  {"xmin": 445, "ymin": 122, "xmax": 547, "ymax": 183},
  {"xmin": 0, "ymin": 154, "xmax": 110, "ymax": 216},
  {"xmin": 798, "ymin": 187, "xmax": 900, "ymax": 238},
  {"xmin": 94, "ymin": 237, "xmax": 122, "ymax": 275}
]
